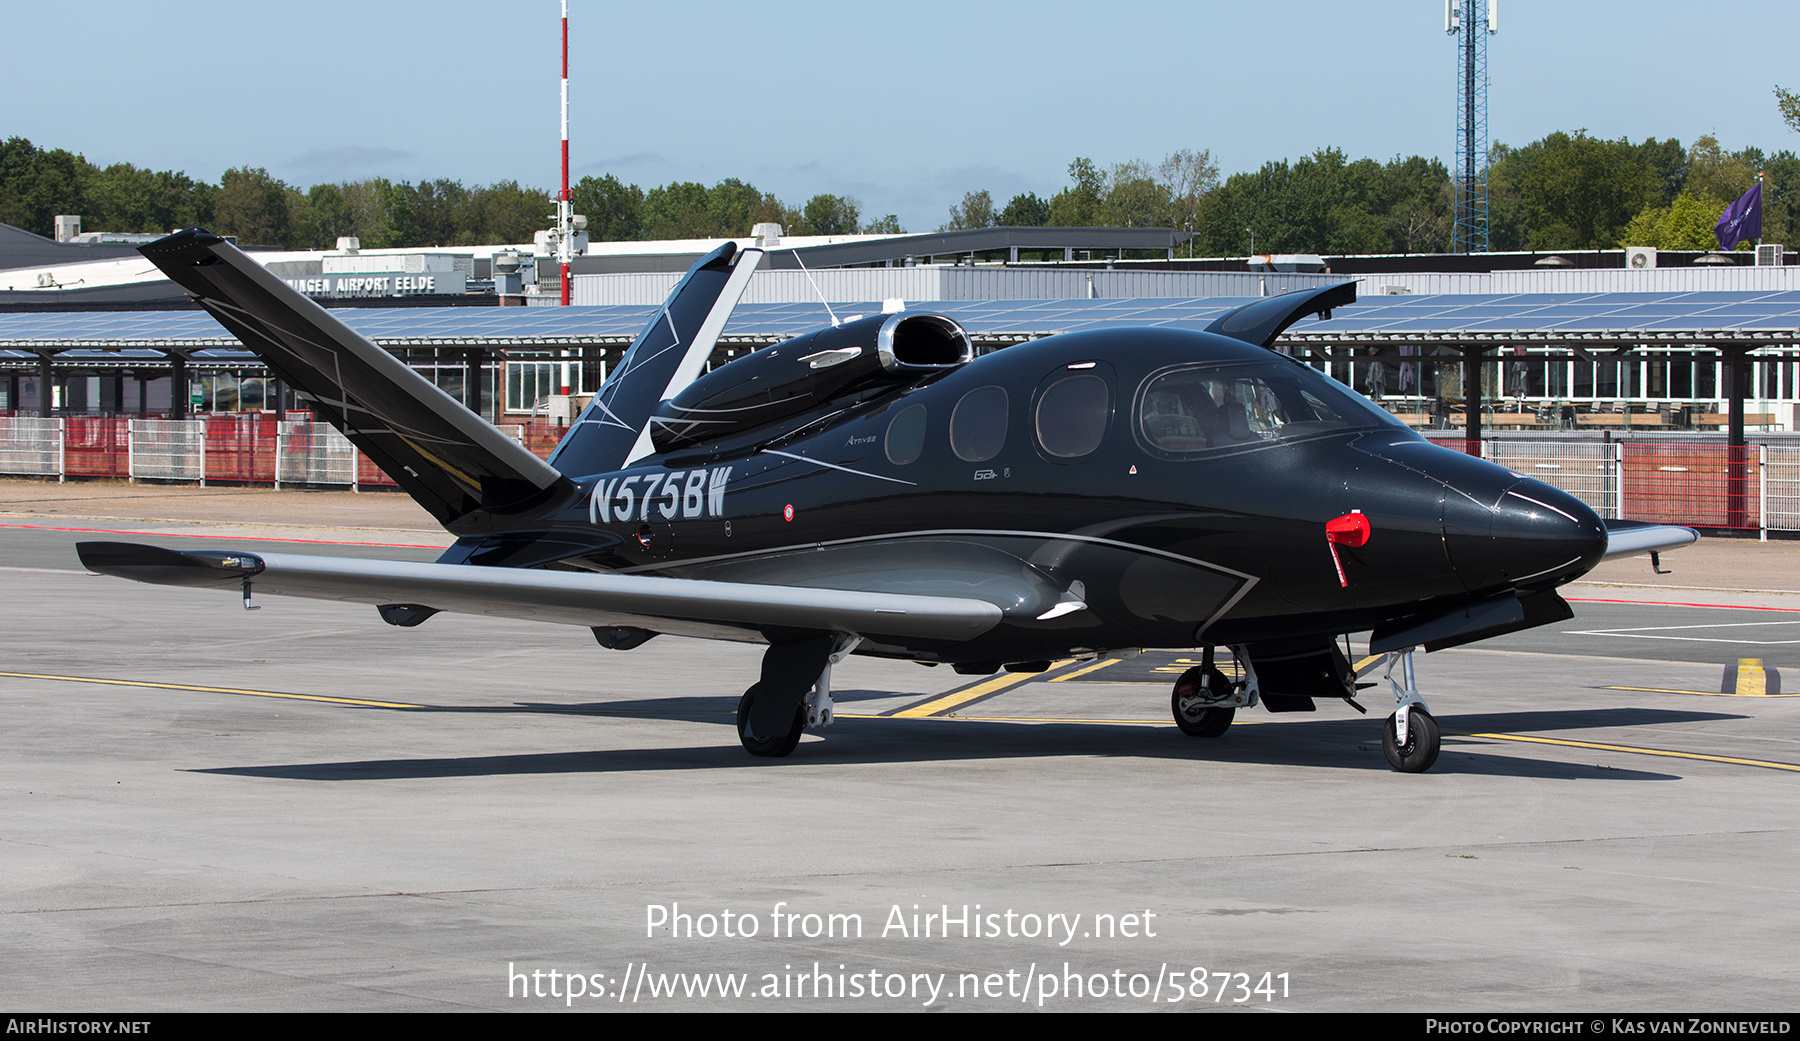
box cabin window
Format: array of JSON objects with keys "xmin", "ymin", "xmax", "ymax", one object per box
[
  {"xmin": 1138, "ymin": 360, "xmax": 1395, "ymax": 456},
  {"xmin": 1035, "ymin": 375, "xmax": 1109, "ymax": 458},
  {"xmin": 885, "ymin": 403, "xmax": 927, "ymax": 465},
  {"xmin": 950, "ymin": 386, "xmax": 1008, "ymax": 462}
]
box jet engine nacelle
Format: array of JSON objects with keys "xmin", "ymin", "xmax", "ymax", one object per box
[{"xmin": 648, "ymin": 311, "xmax": 972, "ymax": 453}]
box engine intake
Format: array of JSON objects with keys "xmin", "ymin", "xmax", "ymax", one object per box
[{"xmin": 648, "ymin": 311, "xmax": 971, "ymax": 453}]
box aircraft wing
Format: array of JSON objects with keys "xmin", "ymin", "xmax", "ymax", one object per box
[
  {"xmin": 1600, "ymin": 519, "xmax": 1700, "ymax": 562},
  {"xmin": 76, "ymin": 542, "xmax": 1002, "ymax": 645}
]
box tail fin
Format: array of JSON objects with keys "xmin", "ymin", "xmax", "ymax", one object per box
[
  {"xmin": 546, "ymin": 242, "xmax": 762, "ymax": 477},
  {"xmin": 139, "ymin": 229, "xmax": 570, "ymax": 528}
]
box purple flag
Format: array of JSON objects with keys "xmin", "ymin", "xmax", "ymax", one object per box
[{"xmin": 1715, "ymin": 180, "xmax": 1763, "ymax": 250}]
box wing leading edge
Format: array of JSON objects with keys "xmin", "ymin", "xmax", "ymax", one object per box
[{"xmin": 77, "ymin": 542, "xmax": 1002, "ymax": 645}]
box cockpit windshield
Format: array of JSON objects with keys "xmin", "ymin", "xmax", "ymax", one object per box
[{"xmin": 1137, "ymin": 358, "xmax": 1409, "ymax": 457}]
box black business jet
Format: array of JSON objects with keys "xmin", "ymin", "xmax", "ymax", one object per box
[{"xmin": 79, "ymin": 229, "xmax": 1697, "ymax": 772}]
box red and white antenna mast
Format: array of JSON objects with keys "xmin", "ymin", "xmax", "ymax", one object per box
[{"xmin": 556, "ymin": 0, "xmax": 573, "ymax": 305}]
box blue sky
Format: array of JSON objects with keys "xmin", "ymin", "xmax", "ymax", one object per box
[{"xmin": 8, "ymin": 1, "xmax": 1797, "ymax": 233}]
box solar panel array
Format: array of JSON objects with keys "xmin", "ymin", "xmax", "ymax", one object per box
[{"xmin": 6, "ymin": 288, "xmax": 1800, "ymax": 359}]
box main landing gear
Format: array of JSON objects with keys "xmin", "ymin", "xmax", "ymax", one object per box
[
  {"xmin": 1380, "ymin": 649, "xmax": 1440, "ymax": 773},
  {"xmin": 737, "ymin": 683, "xmax": 805, "ymax": 757},
  {"xmin": 736, "ymin": 635, "xmax": 861, "ymax": 757},
  {"xmin": 1171, "ymin": 646, "xmax": 1251, "ymax": 738}
]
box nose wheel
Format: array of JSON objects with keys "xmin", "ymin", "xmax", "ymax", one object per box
[
  {"xmin": 1381, "ymin": 649, "xmax": 1440, "ymax": 773},
  {"xmin": 1171, "ymin": 664, "xmax": 1236, "ymax": 737},
  {"xmin": 1383, "ymin": 705, "xmax": 1440, "ymax": 772}
]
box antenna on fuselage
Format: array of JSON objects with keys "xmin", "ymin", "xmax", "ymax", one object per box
[{"xmin": 792, "ymin": 249, "xmax": 840, "ymax": 327}]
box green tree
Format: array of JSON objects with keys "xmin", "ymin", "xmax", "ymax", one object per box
[
  {"xmin": 1193, "ymin": 148, "xmax": 1389, "ymax": 255},
  {"xmin": 1762, "ymin": 151, "xmax": 1800, "ymax": 248},
  {"xmin": 1683, "ymin": 135, "xmax": 1760, "ymax": 204},
  {"xmin": 801, "ymin": 193, "xmax": 860, "ymax": 235},
  {"xmin": 1487, "ymin": 131, "xmax": 1669, "ymax": 250},
  {"xmin": 863, "ymin": 213, "xmax": 904, "ymax": 234},
  {"xmin": 303, "ymin": 179, "xmax": 399, "ymax": 248},
  {"xmin": 1046, "ymin": 157, "xmax": 1103, "ymax": 226},
  {"xmin": 1620, "ymin": 190, "xmax": 1737, "ymax": 250},
  {"xmin": 707, "ymin": 178, "xmax": 784, "ymax": 237},
  {"xmin": 1778, "ymin": 86, "xmax": 1800, "ymax": 135},
  {"xmin": 571, "ymin": 174, "xmax": 644, "ymax": 241},
  {"xmin": 85, "ymin": 162, "xmax": 213, "ymax": 235},
  {"xmin": 1159, "ymin": 148, "xmax": 1219, "ymax": 235},
  {"xmin": 213, "ymin": 166, "xmax": 297, "ymax": 247},
  {"xmin": 465, "ymin": 180, "xmax": 554, "ymax": 244},
  {"xmin": 1099, "ymin": 159, "xmax": 1171, "ymax": 228},
  {"xmin": 942, "ymin": 189, "xmax": 994, "ymax": 231},
  {"xmin": 0, "ymin": 137, "xmax": 91, "ymax": 237},
  {"xmin": 387, "ymin": 178, "xmax": 472, "ymax": 246},
  {"xmin": 997, "ymin": 192, "xmax": 1049, "ymax": 226}
]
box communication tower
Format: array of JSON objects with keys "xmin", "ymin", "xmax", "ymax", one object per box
[{"xmin": 1447, "ymin": 0, "xmax": 1497, "ymax": 253}]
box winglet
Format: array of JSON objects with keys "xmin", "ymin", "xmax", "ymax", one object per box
[{"xmin": 1205, "ymin": 282, "xmax": 1357, "ymax": 350}]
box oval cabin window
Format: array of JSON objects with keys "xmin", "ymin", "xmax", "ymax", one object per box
[
  {"xmin": 885, "ymin": 403, "xmax": 927, "ymax": 465},
  {"xmin": 950, "ymin": 386, "xmax": 1008, "ymax": 462},
  {"xmin": 1035, "ymin": 375, "xmax": 1109, "ymax": 458}
]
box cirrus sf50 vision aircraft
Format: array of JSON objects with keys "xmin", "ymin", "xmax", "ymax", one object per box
[{"xmin": 80, "ymin": 230, "xmax": 1697, "ymax": 772}]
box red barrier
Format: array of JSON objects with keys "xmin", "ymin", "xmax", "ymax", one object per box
[
  {"xmin": 518, "ymin": 421, "xmax": 565, "ymax": 459},
  {"xmin": 63, "ymin": 417, "xmax": 130, "ymax": 477},
  {"xmin": 355, "ymin": 451, "xmax": 398, "ymax": 487},
  {"xmin": 1622, "ymin": 443, "xmax": 1757, "ymax": 529},
  {"xmin": 202, "ymin": 418, "xmax": 278, "ymax": 483}
]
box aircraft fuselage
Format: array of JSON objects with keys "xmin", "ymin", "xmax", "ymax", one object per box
[{"xmin": 496, "ymin": 327, "xmax": 1606, "ymax": 665}]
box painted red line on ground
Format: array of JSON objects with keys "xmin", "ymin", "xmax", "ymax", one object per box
[
  {"xmin": 0, "ymin": 523, "xmax": 443, "ymax": 550},
  {"xmin": 1567, "ymin": 596, "xmax": 1800, "ymax": 613}
]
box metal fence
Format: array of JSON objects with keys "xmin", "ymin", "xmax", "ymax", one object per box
[
  {"xmin": 1484, "ymin": 439, "xmax": 1619, "ymax": 519},
  {"xmin": 129, "ymin": 420, "xmax": 204, "ymax": 482},
  {"xmin": 1430, "ymin": 436, "xmax": 1800, "ymax": 533},
  {"xmin": 0, "ymin": 417, "xmax": 61, "ymax": 477},
  {"xmin": 0, "ymin": 418, "xmax": 565, "ymax": 490},
  {"xmin": 2, "ymin": 420, "xmax": 1798, "ymax": 532}
]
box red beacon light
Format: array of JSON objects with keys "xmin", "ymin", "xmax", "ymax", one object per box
[{"xmin": 1325, "ymin": 510, "xmax": 1372, "ymax": 587}]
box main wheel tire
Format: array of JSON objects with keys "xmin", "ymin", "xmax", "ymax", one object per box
[
  {"xmin": 1382, "ymin": 707, "xmax": 1441, "ymax": 773},
  {"xmin": 737, "ymin": 683, "xmax": 805, "ymax": 758},
  {"xmin": 1172, "ymin": 666, "xmax": 1235, "ymax": 737}
]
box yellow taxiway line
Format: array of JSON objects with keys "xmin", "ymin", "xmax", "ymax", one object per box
[
  {"xmin": 1605, "ymin": 656, "xmax": 1792, "ymax": 698},
  {"xmin": 1462, "ymin": 731, "xmax": 1800, "ymax": 773},
  {"xmin": 1605, "ymin": 685, "xmax": 1800, "ymax": 698},
  {"xmin": 11, "ymin": 667, "xmax": 1800, "ymax": 774},
  {"xmin": 1736, "ymin": 658, "xmax": 1769, "ymax": 697},
  {"xmin": 891, "ymin": 660, "xmax": 1073, "ymax": 717},
  {"xmin": 0, "ymin": 671, "xmax": 423, "ymax": 709}
]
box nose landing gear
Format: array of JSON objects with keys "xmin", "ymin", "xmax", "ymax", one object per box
[{"xmin": 1381, "ymin": 649, "xmax": 1440, "ymax": 773}]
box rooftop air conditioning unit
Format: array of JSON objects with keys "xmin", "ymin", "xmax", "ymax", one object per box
[
  {"xmin": 1757, "ymin": 243, "xmax": 1785, "ymax": 267},
  {"xmin": 1376, "ymin": 284, "xmax": 1412, "ymax": 295},
  {"xmin": 1625, "ymin": 246, "xmax": 1657, "ymax": 270}
]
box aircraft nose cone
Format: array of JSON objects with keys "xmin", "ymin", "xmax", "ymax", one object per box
[{"xmin": 1443, "ymin": 476, "xmax": 1606, "ymax": 593}]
